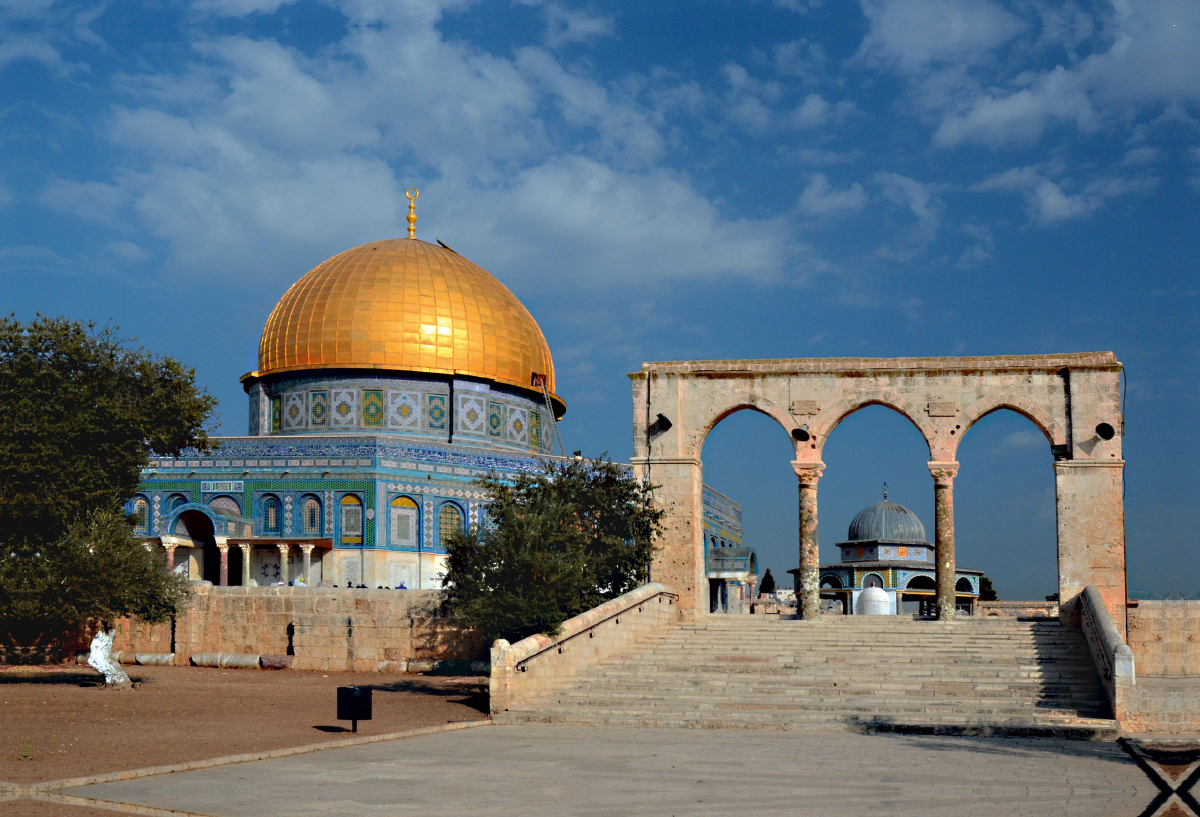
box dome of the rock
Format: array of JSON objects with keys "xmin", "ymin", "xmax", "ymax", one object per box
[{"xmin": 252, "ymin": 238, "xmax": 563, "ymax": 415}]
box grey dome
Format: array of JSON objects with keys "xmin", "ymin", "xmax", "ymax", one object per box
[{"xmin": 847, "ymin": 500, "xmax": 927, "ymax": 543}]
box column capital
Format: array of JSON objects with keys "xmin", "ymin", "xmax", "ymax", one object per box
[
  {"xmin": 237, "ymin": 542, "xmax": 252, "ymax": 551},
  {"xmin": 791, "ymin": 461, "xmax": 825, "ymax": 484},
  {"xmin": 927, "ymin": 460, "xmax": 959, "ymax": 485},
  {"xmin": 299, "ymin": 544, "xmax": 315, "ymax": 553},
  {"xmin": 216, "ymin": 542, "xmax": 229, "ymax": 553},
  {"xmin": 276, "ymin": 543, "xmax": 290, "ymax": 552}
]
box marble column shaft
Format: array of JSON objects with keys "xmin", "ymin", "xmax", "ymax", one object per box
[
  {"xmin": 929, "ymin": 461, "xmax": 959, "ymax": 622},
  {"xmin": 792, "ymin": 461, "xmax": 825, "ymax": 622}
]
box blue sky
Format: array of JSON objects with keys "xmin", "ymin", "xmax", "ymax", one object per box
[{"xmin": 5, "ymin": 0, "xmax": 1197, "ymax": 598}]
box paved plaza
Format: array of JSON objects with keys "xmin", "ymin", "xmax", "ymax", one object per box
[{"xmin": 51, "ymin": 724, "xmax": 1154, "ymax": 817}]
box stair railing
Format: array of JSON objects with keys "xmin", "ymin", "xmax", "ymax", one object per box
[{"xmin": 489, "ymin": 582, "xmax": 679, "ymax": 714}]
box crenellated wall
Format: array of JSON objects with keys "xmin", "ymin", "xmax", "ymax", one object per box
[{"xmin": 113, "ymin": 585, "xmax": 486, "ymax": 673}]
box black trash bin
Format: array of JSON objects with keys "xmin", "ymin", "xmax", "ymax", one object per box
[{"xmin": 337, "ymin": 686, "xmax": 372, "ymax": 733}]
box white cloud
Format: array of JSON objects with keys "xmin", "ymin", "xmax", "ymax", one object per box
[
  {"xmin": 874, "ymin": 171, "xmax": 940, "ymax": 243},
  {"xmin": 791, "ymin": 94, "xmax": 857, "ymax": 129},
  {"xmin": 191, "ymin": 0, "xmax": 299, "ymax": 15},
  {"xmin": 541, "ymin": 3, "xmax": 615, "ymax": 48},
  {"xmin": 49, "ymin": 2, "xmax": 804, "ymax": 289},
  {"xmin": 856, "ymin": 0, "xmax": 1028, "ymax": 73},
  {"xmin": 977, "ymin": 164, "xmax": 1154, "ymax": 224},
  {"xmin": 928, "ymin": 0, "xmax": 1200, "ymax": 147},
  {"xmin": 797, "ymin": 173, "xmax": 867, "ymax": 217}
]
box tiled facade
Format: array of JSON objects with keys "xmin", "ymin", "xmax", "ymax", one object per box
[{"xmin": 245, "ymin": 373, "xmax": 553, "ymax": 455}]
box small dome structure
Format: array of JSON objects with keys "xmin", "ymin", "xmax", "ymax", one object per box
[
  {"xmin": 847, "ymin": 499, "xmax": 926, "ymax": 544},
  {"xmin": 856, "ymin": 586, "xmax": 893, "ymax": 616}
]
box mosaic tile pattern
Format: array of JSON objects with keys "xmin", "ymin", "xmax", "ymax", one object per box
[
  {"xmin": 363, "ymin": 390, "xmax": 384, "ymax": 428},
  {"xmin": 248, "ymin": 394, "xmax": 260, "ymax": 436},
  {"xmin": 309, "ymin": 390, "xmax": 328, "ymax": 427},
  {"xmin": 487, "ymin": 402, "xmax": 503, "ymax": 438},
  {"xmin": 530, "ymin": 411, "xmax": 540, "ymax": 450},
  {"xmin": 427, "ymin": 394, "xmax": 447, "ymax": 430},
  {"xmin": 283, "ymin": 392, "xmax": 306, "ymax": 431},
  {"xmin": 507, "ymin": 406, "xmax": 528, "ymax": 444},
  {"xmin": 387, "ymin": 390, "xmax": 420, "ymax": 430},
  {"xmin": 331, "ymin": 389, "xmax": 357, "ymax": 427},
  {"xmin": 458, "ymin": 395, "xmax": 486, "ymax": 434},
  {"xmin": 270, "ymin": 397, "xmax": 282, "ymax": 433}
]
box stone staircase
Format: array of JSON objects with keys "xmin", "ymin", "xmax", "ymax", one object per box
[{"xmin": 495, "ymin": 616, "xmax": 1119, "ymax": 739}]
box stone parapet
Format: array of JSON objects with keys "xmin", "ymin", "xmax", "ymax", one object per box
[
  {"xmin": 490, "ymin": 583, "xmax": 679, "ymax": 714},
  {"xmin": 112, "ymin": 585, "xmax": 485, "ymax": 673},
  {"xmin": 978, "ymin": 601, "xmax": 1060, "ymax": 619},
  {"xmin": 1080, "ymin": 585, "xmax": 1135, "ymax": 725}
]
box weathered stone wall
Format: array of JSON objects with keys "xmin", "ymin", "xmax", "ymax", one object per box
[
  {"xmin": 978, "ymin": 601, "xmax": 1060, "ymax": 619},
  {"xmin": 113, "ymin": 585, "xmax": 486, "ymax": 672},
  {"xmin": 1127, "ymin": 600, "xmax": 1200, "ymax": 677}
]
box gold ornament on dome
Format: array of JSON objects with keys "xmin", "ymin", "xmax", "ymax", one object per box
[{"xmin": 250, "ymin": 232, "xmax": 563, "ymax": 416}]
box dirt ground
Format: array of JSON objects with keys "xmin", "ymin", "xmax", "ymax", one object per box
[{"xmin": 0, "ymin": 664, "xmax": 488, "ymax": 786}]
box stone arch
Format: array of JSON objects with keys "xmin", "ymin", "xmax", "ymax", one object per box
[
  {"xmin": 819, "ymin": 573, "xmax": 843, "ymax": 589},
  {"xmin": 820, "ymin": 398, "xmax": 933, "ymax": 460},
  {"xmin": 693, "ymin": 402, "xmax": 797, "ymax": 462},
  {"xmin": 631, "ymin": 353, "xmax": 1125, "ymax": 630},
  {"xmin": 957, "ymin": 399, "xmax": 1066, "ymax": 456}
]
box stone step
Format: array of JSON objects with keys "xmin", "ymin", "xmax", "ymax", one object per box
[{"xmin": 495, "ymin": 709, "xmax": 1120, "ymax": 740}]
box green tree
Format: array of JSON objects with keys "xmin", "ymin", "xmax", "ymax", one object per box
[
  {"xmin": 0, "ymin": 316, "xmax": 215, "ymax": 662},
  {"xmin": 979, "ymin": 577, "xmax": 998, "ymax": 602},
  {"xmin": 440, "ymin": 456, "xmax": 663, "ymax": 645}
]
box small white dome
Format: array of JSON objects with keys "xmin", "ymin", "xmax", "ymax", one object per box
[{"xmin": 856, "ymin": 586, "xmax": 893, "ymax": 616}]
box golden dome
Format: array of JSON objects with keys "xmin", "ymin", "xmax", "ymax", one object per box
[{"xmin": 252, "ymin": 238, "xmax": 563, "ymax": 414}]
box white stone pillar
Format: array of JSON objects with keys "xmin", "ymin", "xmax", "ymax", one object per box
[
  {"xmin": 792, "ymin": 461, "xmax": 825, "ymax": 622},
  {"xmin": 239, "ymin": 544, "xmax": 252, "ymax": 586},
  {"xmin": 277, "ymin": 544, "xmax": 290, "ymax": 585},
  {"xmin": 300, "ymin": 544, "xmax": 314, "ymax": 585},
  {"xmin": 928, "ymin": 461, "xmax": 959, "ymax": 623}
]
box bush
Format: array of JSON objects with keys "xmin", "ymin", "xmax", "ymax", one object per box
[{"xmin": 440, "ymin": 456, "xmax": 663, "ymax": 645}]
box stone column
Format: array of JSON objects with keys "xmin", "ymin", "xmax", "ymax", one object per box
[
  {"xmin": 632, "ymin": 456, "xmax": 705, "ymax": 620},
  {"xmin": 277, "ymin": 544, "xmax": 290, "ymax": 585},
  {"xmin": 1054, "ymin": 460, "xmax": 1127, "ymax": 636},
  {"xmin": 239, "ymin": 544, "xmax": 252, "ymax": 587},
  {"xmin": 792, "ymin": 461, "xmax": 824, "ymax": 622},
  {"xmin": 928, "ymin": 461, "xmax": 959, "ymax": 622},
  {"xmin": 217, "ymin": 543, "xmax": 229, "ymax": 587},
  {"xmin": 163, "ymin": 544, "xmax": 177, "ymax": 572},
  {"xmin": 300, "ymin": 545, "xmax": 314, "ymax": 585}
]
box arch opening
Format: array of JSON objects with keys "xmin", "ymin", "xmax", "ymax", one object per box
[
  {"xmin": 698, "ymin": 407, "xmax": 790, "ymax": 614},
  {"xmin": 954, "ymin": 408, "xmax": 1057, "ymax": 603}
]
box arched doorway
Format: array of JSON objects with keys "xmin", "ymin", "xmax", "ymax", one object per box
[{"xmin": 174, "ymin": 509, "xmax": 216, "ymax": 583}]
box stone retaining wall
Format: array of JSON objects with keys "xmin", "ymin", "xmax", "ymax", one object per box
[
  {"xmin": 1127, "ymin": 600, "xmax": 1200, "ymax": 677},
  {"xmin": 113, "ymin": 585, "xmax": 485, "ymax": 673}
]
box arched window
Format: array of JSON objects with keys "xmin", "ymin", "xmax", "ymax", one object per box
[
  {"xmin": 437, "ymin": 503, "xmax": 463, "ymax": 546},
  {"xmin": 956, "ymin": 577, "xmax": 974, "ymax": 593},
  {"xmin": 301, "ymin": 496, "xmax": 322, "ymax": 535},
  {"xmin": 262, "ymin": 496, "xmax": 281, "ymax": 534},
  {"xmin": 132, "ymin": 497, "xmax": 149, "ymax": 534},
  {"xmin": 820, "ymin": 574, "xmax": 843, "ymax": 589},
  {"xmin": 906, "ymin": 575, "xmax": 936, "ymax": 591},
  {"xmin": 208, "ymin": 495, "xmax": 241, "ymax": 516},
  {"xmin": 340, "ymin": 495, "xmax": 363, "ymax": 544},
  {"xmin": 862, "ymin": 573, "xmax": 884, "ymax": 589},
  {"xmin": 168, "ymin": 494, "xmax": 187, "ymax": 512},
  {"xmin": 389, "ymin": 496, "xmax": 419, "ymax": 547}
]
